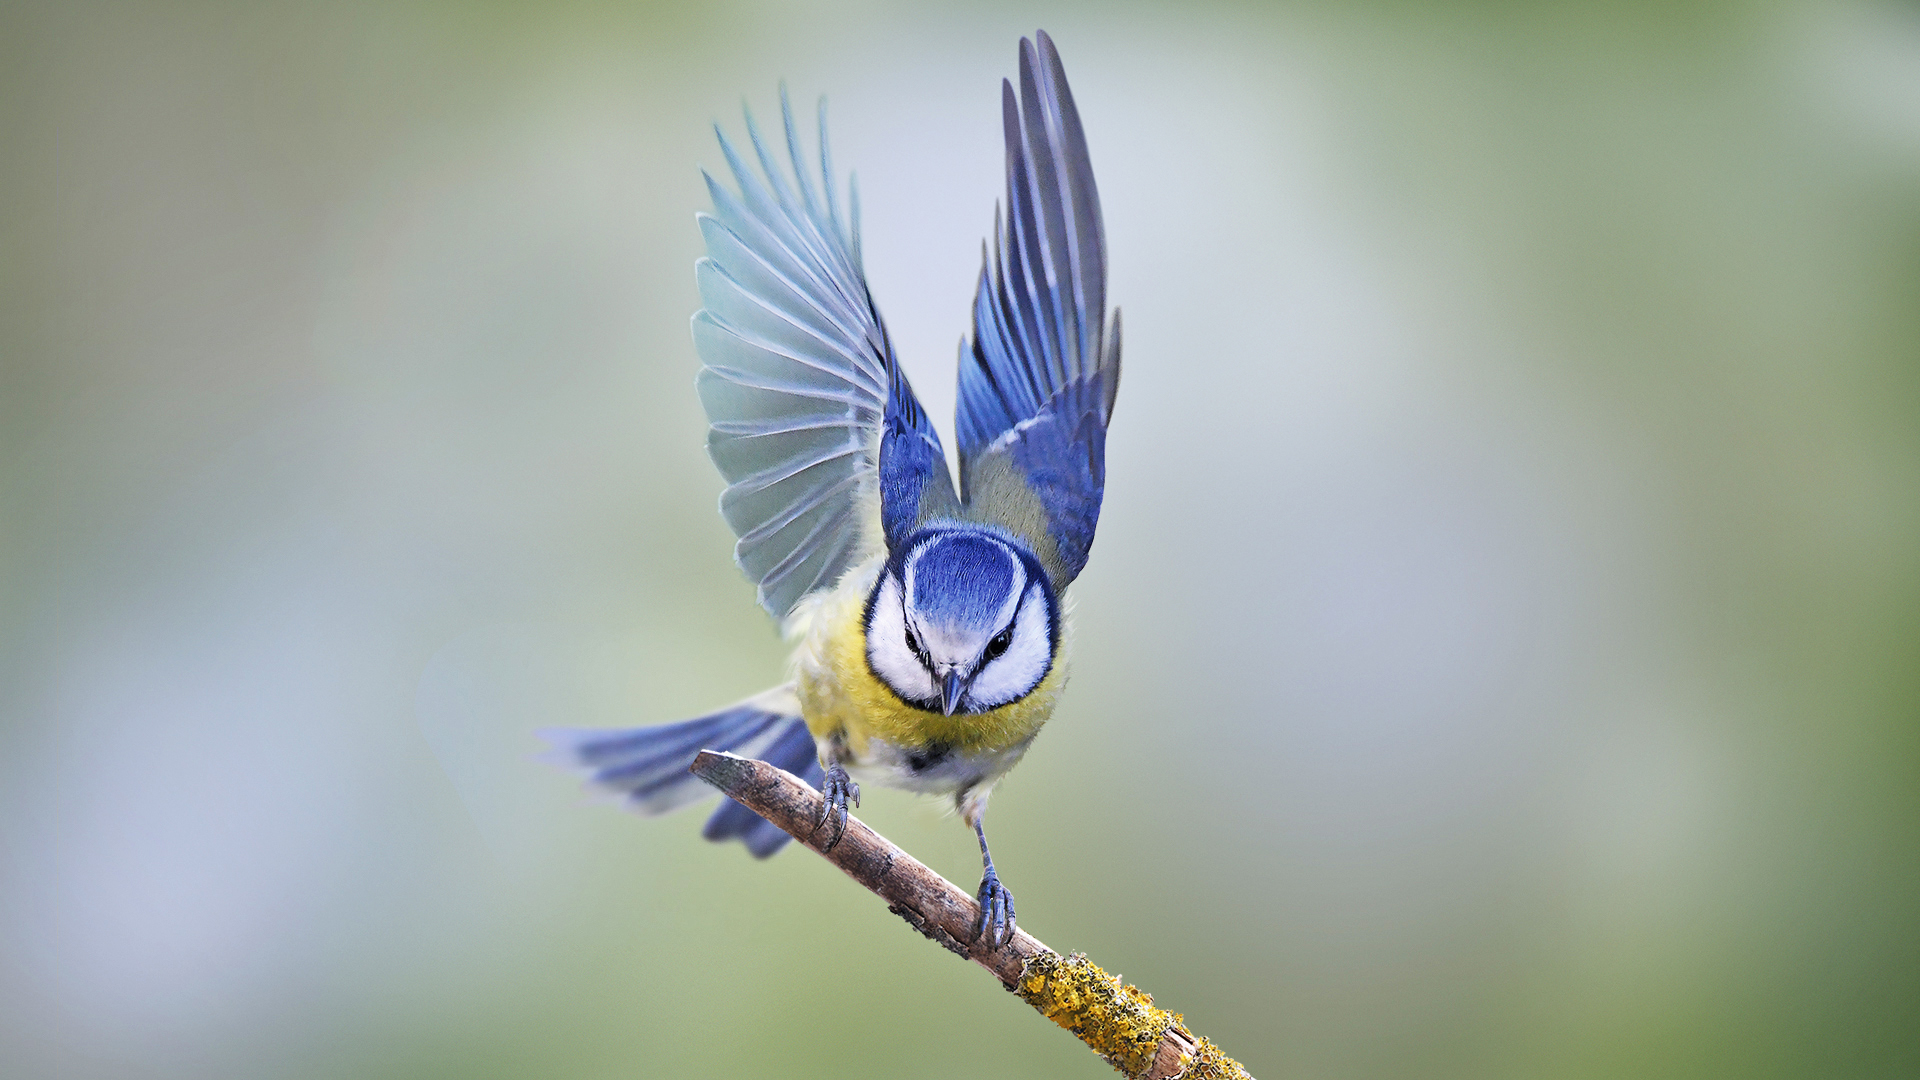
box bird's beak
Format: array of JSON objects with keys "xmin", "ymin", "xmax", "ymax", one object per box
[{"xmin": 940, "ymin": 670, "xmax": 966, "ymax": 716}]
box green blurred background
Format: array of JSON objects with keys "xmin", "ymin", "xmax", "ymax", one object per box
[{"xmin": 3, "ymin": 1, "xmax": 1917, "ymax": 1077}]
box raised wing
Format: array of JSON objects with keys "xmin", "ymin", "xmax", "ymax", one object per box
[
  {"xmin": 956, "ymin": 31, "xmax": 1120, "ymax": 588},
  {"xmin": 694, "ymin": 92, "xmax": 957, "ymax": 622}
]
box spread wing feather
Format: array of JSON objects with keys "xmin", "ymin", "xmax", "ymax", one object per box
[
  {"xmin": 957, "ymin": 32, "xmax": 1120, "ymax": 587},
  {"xmin": 694, "ymin": 91, "xmax": 955, "ymax": 622}
]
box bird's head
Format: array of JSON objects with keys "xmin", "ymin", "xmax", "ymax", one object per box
[{"xmin": 864, "ymin": 530, "xmax": 1058, "ymax": 715}]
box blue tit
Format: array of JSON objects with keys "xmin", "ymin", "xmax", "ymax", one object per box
[{"xmin": 545, "ymin": 30, "xmax": 1118, "ymax": 949}]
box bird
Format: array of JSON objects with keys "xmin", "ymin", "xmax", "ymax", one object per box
[{"xmin": 544, "ymin": 30, "xmax": 1118, "ymax": 950}]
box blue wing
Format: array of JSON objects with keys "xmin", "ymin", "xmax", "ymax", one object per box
[
  {"xmin": 695, "ymin": 91, "xmax": 957, "ymax": 621},
  {"xmin": 956, "ymin": 32, "xmax": 1120, "ymax": 588}
]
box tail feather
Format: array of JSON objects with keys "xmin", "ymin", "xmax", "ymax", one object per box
[
  {"xmin": 701, "ymin": 717, "xmax": 824, "ymax": 857},
  {"xmin": 542, "ymin": 685, "xmax": 821, "ymax": 842},
  {"xmin": 572, "ymin": 710, "xmax": 778, "ymax": 796}
]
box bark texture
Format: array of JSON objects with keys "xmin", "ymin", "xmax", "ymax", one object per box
[{"xmin": 690, "ymin": 750, "xmax": 1253, "ymax": 1080}]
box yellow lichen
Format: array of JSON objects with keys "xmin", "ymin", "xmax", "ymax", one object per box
[
  {"xmin": 1016, "ymin": 951, "xmax": 1176, "ymax": 1078},
  {"xmin": 1178, "ymin": 1034, "xmax": 1251, "ymax": 1080}
]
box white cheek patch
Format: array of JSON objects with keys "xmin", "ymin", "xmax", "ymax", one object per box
[
  {"xmin": 964, "ymin": 585, "xmax": 1053, "ymax": 709},
  {"xmin": 865, "ymin": 573, "xmax": 936, "ymax": 705}
]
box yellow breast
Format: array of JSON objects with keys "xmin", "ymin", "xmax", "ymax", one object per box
[{"xmin": 789, "ymin": 559, "xmax": 1069, "ymax": 761}]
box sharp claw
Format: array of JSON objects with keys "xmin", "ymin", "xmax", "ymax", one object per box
[
  {"xmin": 974, "ymin": 873, "xmax": 1015, "ymax": 950},
  {"xmin": 820, "ymin": 801, "xmax": 842, "ymax": 851},
  {"xmin": 817, "ymin": 764, "xmax": 853, "ymax": 852}
]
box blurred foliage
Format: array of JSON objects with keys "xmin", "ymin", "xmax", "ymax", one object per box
[{"xmin": 1, "ymin": 1, "xmax": 1916, "ymax": 1078}]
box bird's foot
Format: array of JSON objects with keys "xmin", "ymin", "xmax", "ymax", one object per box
[
  {"xmin": 814, "ymin": 763, "xmax": 860, "ymax": 852},
  {"xmin": 974, "ymin": 869, "xmax": 1016, "ymax": 950}
]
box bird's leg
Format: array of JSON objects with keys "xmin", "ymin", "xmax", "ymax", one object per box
[
  {"xmin": 813, "ymin": 738, "xmax": 859, "ymax": 852},
  {"xmin": 971, "ymin": 816, "xmax": 1016, "ymax": 949}
]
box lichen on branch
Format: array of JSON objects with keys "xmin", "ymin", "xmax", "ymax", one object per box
[
  {"xmin": 688, "ymin": 750, "xmax": 1255, "ymax": 1080},
  {"xmin": 1018, "ymin": 951, "xmax": 1177, "ymax": 1074},
  {"xmin": 1016, "ymin": 951, "xmax": 1250, "ymax": 1080}
]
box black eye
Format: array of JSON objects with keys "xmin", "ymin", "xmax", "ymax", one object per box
[
  {"xmin": 985, "ymin": 627, "xmax": 1013, "ymax": 660},
  {"xmin": 904, "ymin": 625, "xmax": 922, "ymax": 658}
]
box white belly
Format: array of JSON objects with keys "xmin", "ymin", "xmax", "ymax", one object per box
[{"xmin": 845, "ymin": 732, "xmax": 1038, "ymax": 798}]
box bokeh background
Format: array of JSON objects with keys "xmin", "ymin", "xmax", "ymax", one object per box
[{"xmin": 4, "ymin": 1, "xmax": 1918, "ymax": 1077}]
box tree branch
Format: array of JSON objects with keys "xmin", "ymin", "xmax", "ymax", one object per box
[{"xmin": 690, "ymin": 750, "xmax": 1254, "ymax": 1080}]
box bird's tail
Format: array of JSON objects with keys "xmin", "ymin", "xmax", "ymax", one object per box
[{"xmin": 541, "ymin": 684, "xmax": 822, "ymax": 858}]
